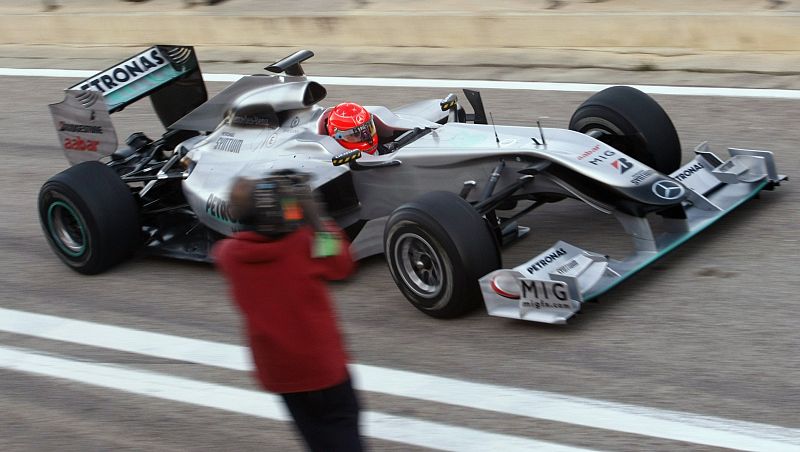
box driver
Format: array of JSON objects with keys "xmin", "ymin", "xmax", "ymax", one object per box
[{"xmin": 326, "ymin": 102, "xmax": 379, "ymax": 155}]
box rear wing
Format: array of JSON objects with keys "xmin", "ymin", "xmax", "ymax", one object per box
[{"xmin": 48, "ymin": 45, "xmax": 207, "ymax": 165}]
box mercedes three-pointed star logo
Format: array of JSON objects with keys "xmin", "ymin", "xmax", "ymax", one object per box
[{"xmin": 652, "ymin": 180, "xmax": 685, "ymax": 200}]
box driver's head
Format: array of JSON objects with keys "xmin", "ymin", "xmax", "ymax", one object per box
[{"xmin": 327, "ymin": 102, "xmax": 378, "ymax": 154}]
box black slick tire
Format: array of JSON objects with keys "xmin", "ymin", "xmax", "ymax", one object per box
[
  {"xmin": 569, "ymin": 86, "xmax": 682, "ymax": 174},
  {"xmin": 384, "ymin": 191, "xmax": 501, "ymax": 318},
  {"xmin": 38, "ymin": 161, "xmax": 140, "ymax": 274}
]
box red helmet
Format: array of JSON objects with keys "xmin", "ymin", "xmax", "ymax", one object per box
[{"xmin": 326, "ymin": 102, "xmax": 378, "ymax": 154}]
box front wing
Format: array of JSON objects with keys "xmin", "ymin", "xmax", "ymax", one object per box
[{"xmin": 479, "ymin": 144, "xmax": 785, "ymax": 324}]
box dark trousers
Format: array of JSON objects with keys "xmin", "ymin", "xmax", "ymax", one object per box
[{"xmin": 281, "ymin": 378, "xmax": 363, "ymax": 452}]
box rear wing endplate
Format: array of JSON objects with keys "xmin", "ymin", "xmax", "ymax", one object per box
[{"xmin": 49, "ymin": 45, "xmax": 207, "ymax": 165}]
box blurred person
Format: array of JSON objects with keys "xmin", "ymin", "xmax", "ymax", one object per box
[
  {"xmin": 213, "ymin": 171, "xmax": 363, "ymax": 452},
  {"xmin": 41, "ymin": 0, "xmax": 59, "ymax": 11},
  {"xmin": 183, "ymin": 0, "xmax": 228, "ymax": 5}
]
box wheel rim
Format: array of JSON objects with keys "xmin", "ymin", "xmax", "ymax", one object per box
[
  {"xmin": 586, "ymin": 128, "xmax": 609, "ymax": 139},
  {"xmin": 578, "ymin": 119, "xmax": 647, "ymax": 163},
  {"xmin": 393, "ymin": 232, "xmax": 444, "ymax": 299},
  {"xmin": 47, "ymin": 200, "xmax": 87, "ymax": 257},
  {"xmin": 579, "ymin": 120, "xmax": 622, "ymax": 139}
]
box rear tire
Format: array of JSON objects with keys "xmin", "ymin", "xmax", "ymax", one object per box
[
  {"xmin": 384, "ymin": 191, "xmax": 501, "ymax": 318},
  {"xmin": 569, "ymin": 86, "xmax": 682, "ymax": 174},
  {"xmin": 38, "ymin": 161, "xmax": 140, "ymax": 274}
]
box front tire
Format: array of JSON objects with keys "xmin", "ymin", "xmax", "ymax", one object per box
[
  {"xmin": 569, "ymin": 86, "xmax": 682, "ymax": 174},
  {"xmin": 38, "ymin": 161, "xmax": 140, "ymax": 274},
  {"xmin": 384, "ymin": 191, "xmax": 501, "ymax": 318}
]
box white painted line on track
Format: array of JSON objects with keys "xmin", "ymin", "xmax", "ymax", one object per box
[
  {"xmin": 2, "ymin": 67, "xmax": 800, "ymax": 100},
  {"xmin": 0, "ymin": 68, "xmax": 97, "ymax": 79},
  {"xmin": 0, "ymin": 345, "xmax": 593, "ymax": 452},
  {"xmin": 310, "ymin": 77, "xmax": 800, "ymax": 100},
  {"xmin": 1, "ymin": 307, "xmax": 799, "ymax": 451}
]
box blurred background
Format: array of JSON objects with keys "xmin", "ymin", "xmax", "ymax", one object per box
[
  {"xmin": 1, "ymin": 0, "xmax": 799, "ymax": 88},
  {"xmin": 1, "ymin": 2, "xmax": 799, "ymax": 451}
]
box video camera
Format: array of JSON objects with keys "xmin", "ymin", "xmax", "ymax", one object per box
[{"xmin": 236, "ymin": 170, "xmax": 320, "ymax": 237}]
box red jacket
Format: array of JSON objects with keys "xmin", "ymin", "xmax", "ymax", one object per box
[{"xmin": 213, "ymin": 226, "xmax": 355, "ymax": 393}]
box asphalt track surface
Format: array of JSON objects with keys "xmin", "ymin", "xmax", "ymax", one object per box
[{"xmin": 0, "ymin": 66, "xmax": 799, "ymax": 451}]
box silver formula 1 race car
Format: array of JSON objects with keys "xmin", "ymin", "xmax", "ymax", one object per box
[{"xmin": 41, "ymin": 46, "xmax": 785, "ymax": 324}]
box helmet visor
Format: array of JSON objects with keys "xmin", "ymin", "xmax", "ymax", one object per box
[{"xmin": 333, "ymin": 118, "xmax": 377, "ymax": 144}]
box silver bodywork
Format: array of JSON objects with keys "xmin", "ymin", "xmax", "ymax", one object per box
[
  {"xmin": 48, "ymin": 46, "xmax": 785, "ymax": 324},
  {"xmin": 481, "ymin": 143, "xmax": 784, "ymax": 324},
  {"xmin": 177, "ymin": 73, "xmax": 694, "ymax": 257}
]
